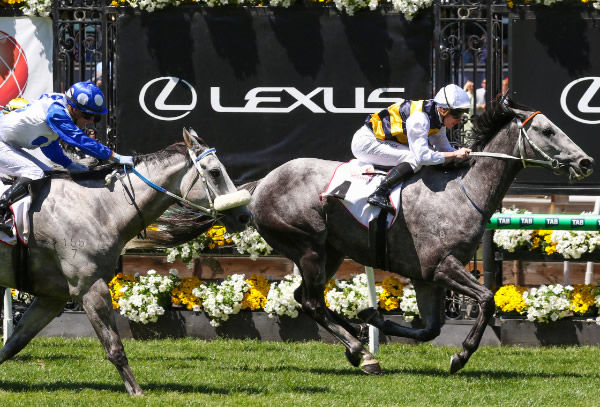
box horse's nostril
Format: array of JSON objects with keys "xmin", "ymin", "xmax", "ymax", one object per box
[
  {"xmin": 580, "ymin": 158, "xmax": 594, "ymax": 173},
  {"xmin": 239, "ymin": 213, "xmax": 251, "ymax": 224}
]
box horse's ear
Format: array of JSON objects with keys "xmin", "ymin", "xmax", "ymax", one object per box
[{"xmin": 183, "ymin": 127, "xmax": 200, "ymax": 149}]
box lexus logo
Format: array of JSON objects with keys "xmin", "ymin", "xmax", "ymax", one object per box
[
  {"xmin": 139, "ymin": 76, "xmax": 197, "ymax": 121},
  {"xmin": 560, "ymin": 77, "xmax": 600, "ymax": 125}
]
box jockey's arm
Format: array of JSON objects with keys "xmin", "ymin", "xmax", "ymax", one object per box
[
  {"xmin": 406, "ymin": 112, "xmax": 446, "ymax": 167},
  {"xmin": 45, "ymin": 103, "xmax": 113, "ymax": 162}
]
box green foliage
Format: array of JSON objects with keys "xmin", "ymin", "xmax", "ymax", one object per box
[{"xmin": 2, "ymin": 337, "xmax": 600, "ymax": 405}]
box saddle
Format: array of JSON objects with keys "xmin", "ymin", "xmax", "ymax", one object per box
[
  {"xmin": 0, "ymin": 176, "xmax": 48, "ymax": 246},
  {"xmin": 321, "ymin": 160, "xmax": 400, "ymax": 269}
]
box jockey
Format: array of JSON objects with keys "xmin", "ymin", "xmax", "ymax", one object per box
[
  {"xmin": 0, "ymin": 81, "xmax": 134, "ymax": 226},
  {"xmin": 351, "ymin": 84, "xmax": 473, "ymax": 212}
]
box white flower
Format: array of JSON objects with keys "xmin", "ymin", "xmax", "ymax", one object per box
[
  {"xmin": 523, "ymin": 284, "xmax": 572, "ymax": 323},
  {"xmin": 192, "ymin": 274, "xmax": 250, "ymax": 326},
  {"xmin": 325, "ymin": 274, "xmax": 382, "ymax": 319},
  {"xmin": 117, "ymin": 269, "xmax": 180, "ymax": 324},
  {"xmin": 265, "ymin": 274, "xmax": 302, "ymax": 318}
]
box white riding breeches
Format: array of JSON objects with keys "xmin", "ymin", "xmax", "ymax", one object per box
[
  {"xmin": 351, "ymin": 125, "xmax": 419, "ymax": 170},
  {"xmin": 0, "ymin": 141, "xmax": 49, "ymax": 179}
]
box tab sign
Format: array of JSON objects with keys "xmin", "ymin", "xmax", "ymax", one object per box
[
  {"xmin": 545, "ymin": 218, "xmax": 559, "ymax": 227},
  {"xmin": 571, "ymin": 218, "xmax": 584, "ymax": 228},
  {"xmin": 519, "ymin": 217, "xmax": 533, "ymax": 227},
  {"xmin": 497, "ymin": 217, "xmax": 511, "ymax": 226}
]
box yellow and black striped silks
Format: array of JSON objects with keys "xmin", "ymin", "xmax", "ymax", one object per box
[{"xmin": 365, "ymin": 99, "xmax": 443, "ymax": 144}]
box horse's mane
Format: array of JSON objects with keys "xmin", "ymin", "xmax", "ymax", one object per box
[
  {"xmin": 468, "ymin": 96, "xmax": 534, "ymax": 152},
  {"xmin": 49, "ymin": 141, "xmax": 194, "ymax": 181}
]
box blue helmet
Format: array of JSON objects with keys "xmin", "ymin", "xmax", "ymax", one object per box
[{"xmin": 65, "ymin": 81, "xmax": 108, "ymax": 114}]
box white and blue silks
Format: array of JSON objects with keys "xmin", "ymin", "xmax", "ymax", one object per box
[{"xmin": 0, "ymin": 93, "xmax": 113, "ymax": 179}]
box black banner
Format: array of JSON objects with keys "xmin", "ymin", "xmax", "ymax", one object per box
[
  {"xmin": 512, "ymin": 7, "xmax": 600, "ymax": 188},
  {"xmin": 116, "ymin": 7, "xmax": 432, "ymax": 184}
]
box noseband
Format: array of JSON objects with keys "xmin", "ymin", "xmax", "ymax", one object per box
[{"xmin": 469, "ymin": 111, "xmax": 566, "ymax": 171}]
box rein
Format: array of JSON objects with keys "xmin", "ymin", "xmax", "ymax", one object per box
[
  {"xmin": 106, "ymin": 147, "xmax": 221, "ymax": 218},
  {"xmin": 468, "ymin": 111, "xmax": 565, "ymax": 171}
]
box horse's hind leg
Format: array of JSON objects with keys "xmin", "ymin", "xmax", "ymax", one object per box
[
  {"xmin": 0, "ymin": 296, "xmax": 66, "ymax": 363},
  {"xmin": 297, "ymin": 246, "xmax": 380, "ymax": 374},
  {"xmin": 359, "ymin": 280, "xmax": 445, "ymax": 343},
  {"xmin": 432, "ymin": 254, "xmax": 495, "ymax": 374},
  {"xmin": 81, "ymin": 279, "xmax": 144, "ymax": 396}
]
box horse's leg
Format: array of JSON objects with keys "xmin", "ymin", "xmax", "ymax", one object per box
[
  {"xmin": 358, "ymin": 280, "xmax": 445, "ymax": 342},
  {"xmin": 297, "ymin": 247, "xmax": 380, "ymax": 374},
  {"xmin": 81, "ymin": 279, "xmax": 144, "ymax": 396},
  {"xmin": 0, "ymin": 296, "xmax": 66, "ymax": 363},
  {"xmin": 432, "ymin": 254, "xmax": 495, "ymax": 374}
]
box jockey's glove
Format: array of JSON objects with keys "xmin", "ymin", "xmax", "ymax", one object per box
[
  {"xmin": 112, "ymin": 153, "xmax": 134, "ymax": 167},
  {"xmin": 67, "ymin": 162, "xmax": 88, "ymax": 173}
]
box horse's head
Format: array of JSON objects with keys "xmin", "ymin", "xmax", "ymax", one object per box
[
  {"xmin": 508, "ymin": 107, "xmax": 594, "ymax": 181},
  {"xmin": 182, "ymin": 128, "xmax": 252, "ymax": 232},
  {"xmin": 472, "ymin": 98, "xmax": 594, "ymax": 182}
]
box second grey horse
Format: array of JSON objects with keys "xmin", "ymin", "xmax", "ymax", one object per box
[
  {"xmin": 0, "ymin": 128, "xmax": 251, "ymax": 396},
  {"xmin": 248, "ymin": 98, "xmax": 594, "ymax": 374}
]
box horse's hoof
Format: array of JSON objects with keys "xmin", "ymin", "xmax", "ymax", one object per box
[
  {"xmin": 449, "ymin": 354, "xmax": 464, "ymax": 374},
  {"xmin": 360, "ymin": 357, "xmax": 381, "ymax": 375},
  {"xmin": 345, "ymin": 348, "xmax": 361, "ymax": 367}
]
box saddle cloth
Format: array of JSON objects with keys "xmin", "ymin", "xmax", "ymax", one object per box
[
  {"xmin": 0, "ymin": 183, "xmax": 31, "ymax": 247},
  {"xmin": 321, "ymin": 159, "xmax": 401, "ymax": 229}
]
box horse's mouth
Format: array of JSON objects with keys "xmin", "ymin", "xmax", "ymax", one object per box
[{"xmin": 568, "ymin": 164, "xmax": 593, "ymax": 182}]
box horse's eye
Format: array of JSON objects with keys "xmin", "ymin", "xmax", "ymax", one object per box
[
  {"xmin": 542, "ymin": 128, "xmax": 554, "ymax": 137},
  {"xmin": 209, "ymin": 168, "xmax": 221, "ymax": 179}
]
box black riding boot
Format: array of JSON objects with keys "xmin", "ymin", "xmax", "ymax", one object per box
[
  {"xmin": 0, "ymin": 177, "xmax": 32, "ymax": 235},
  {"xmin": 367, "ymin": 163, "xmax": 414, "ymax": 212}
]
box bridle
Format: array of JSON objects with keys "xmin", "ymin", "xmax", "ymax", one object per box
[
  {"xmin": 106, "ymin": 146, "xmax": 222, "ymax": 218},
  {"xmin": 469, "ymin": 111, "xmax": 567, "ymax": 171},
  {"xmin": 458, "ymin": 110, "xmax": 566, "ymax": 218}
]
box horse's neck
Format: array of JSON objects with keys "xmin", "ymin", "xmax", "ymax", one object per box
[
  {"xmin": 123, "ymin": 159, "xmax": 188, "ymax": 217},
  {"xmin": 462, "ymin": 123, "xmax": 522, "ymax": 217}
]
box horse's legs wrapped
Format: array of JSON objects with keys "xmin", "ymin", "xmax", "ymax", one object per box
[
  {"xmin": 0, "ymin": 296, "xmax": 65, "ymax": 363},
  {"xmin": 432, "ymin": 254, "xmax": 495, "ymax": 374},
  {"xmin": 82, "ymin": 279, "xmax": 144, "ymax": 396}
]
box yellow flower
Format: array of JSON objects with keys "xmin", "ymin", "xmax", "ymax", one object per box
[
  {"xmin": 494, "ymin": 284, "xmax": 527, "ymax": 314},
  {"xmin": 377, "ymin": 276, "xmax": 404, "ymax": 311},
  {"xmin": 323, "ymin": 279, "xmax": 336, "ymax": 307},
  {"xmin": 570, "ymin": 284, "xmax": 596, "ymax": 315},
  {"xmin": 171, "ymin": 276, "xmax": 204, "ymax": 310},
  {"xmin": 242, "ymin": 274, "xmax": 270, "ymax": 310},
  {"xmin": 108, "ymin": 272, "xmax": 136, "ymax": 310}
]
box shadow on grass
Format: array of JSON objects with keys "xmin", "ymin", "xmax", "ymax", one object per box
[{"xmin": 378, "ymin": 367, "xmax": 599, "ymax": 380}]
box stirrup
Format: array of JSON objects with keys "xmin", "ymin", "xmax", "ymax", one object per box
[{"xmin": 367, "ymin": 192, "xmax": 393, "ymax": 212}]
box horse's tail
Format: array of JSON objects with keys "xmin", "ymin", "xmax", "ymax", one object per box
[{"xmin": 125, "ymin": 205, "xmax": 215, "ymax": 250}]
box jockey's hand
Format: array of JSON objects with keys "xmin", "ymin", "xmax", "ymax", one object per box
[
  {"xmin": 112, "ymin": 153, "xmax": 134, "ymax": 167},
  {"xmin": 454, "ymin": 147, "xmax": 472, "ymax": 160},
  {"xmin": 67, "ymin": 162, "xmax": 88, "ymax": 173}
]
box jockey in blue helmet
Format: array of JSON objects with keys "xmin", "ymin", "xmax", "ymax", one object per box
[
  {"xmin": 0, "ymin": 81, "xmax": 134, "ymax": 230},
  {"xmin": 351, "ymin": 84, "xmax": 472, "ymax": 212}
]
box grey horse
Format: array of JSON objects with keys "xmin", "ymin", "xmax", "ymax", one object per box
[
  {"xmin": 0, "ymin": 128, "xmax": 251, "ymax": 396},
  {"xmin": 248, "ymin": 98, "xmax": 594, "ymax": 374}
]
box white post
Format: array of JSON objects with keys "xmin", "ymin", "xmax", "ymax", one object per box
[
  {"xmin": 364, "ymin": 266, "xmax": 379, "ymax": 354},
  {"xmin": 563, "ymin": 261, "xmax": 570, "ymax": 285},
  {"xmin": 3, "ymin": 288, "xmax": 12, "ymax": 344},
  {"xmin": 585, "ymin": 197, "xmax": 600, "ymax": 284}
]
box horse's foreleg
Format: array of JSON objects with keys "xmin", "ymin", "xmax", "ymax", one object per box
[
  {"xmin": 432, "ymin": 254, "xmax": 495, "ymax": 374},
  {"xmin": 81, "ymin": 279, "xmax": 144, "ymax": 396},
  {"xmin": 0, "ymin": 296, "xmax": 66, "ymax": 363},
  {"xmin": 358, "ymin": 281, "xmax": 444, "ymax": 342}
]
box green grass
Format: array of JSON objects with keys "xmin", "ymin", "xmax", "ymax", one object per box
[{"xmin": 0, "ymin": 338, "xmax": 598, "ymax": 406}]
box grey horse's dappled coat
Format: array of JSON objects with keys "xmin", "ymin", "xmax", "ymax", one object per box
[
  {"xmin": 249, "ymin": 98, "xmax": 594, "ymax": 374},
  {"xmin": 0, "ymin": 129, "xmax": 251, "ymax": 396}
]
